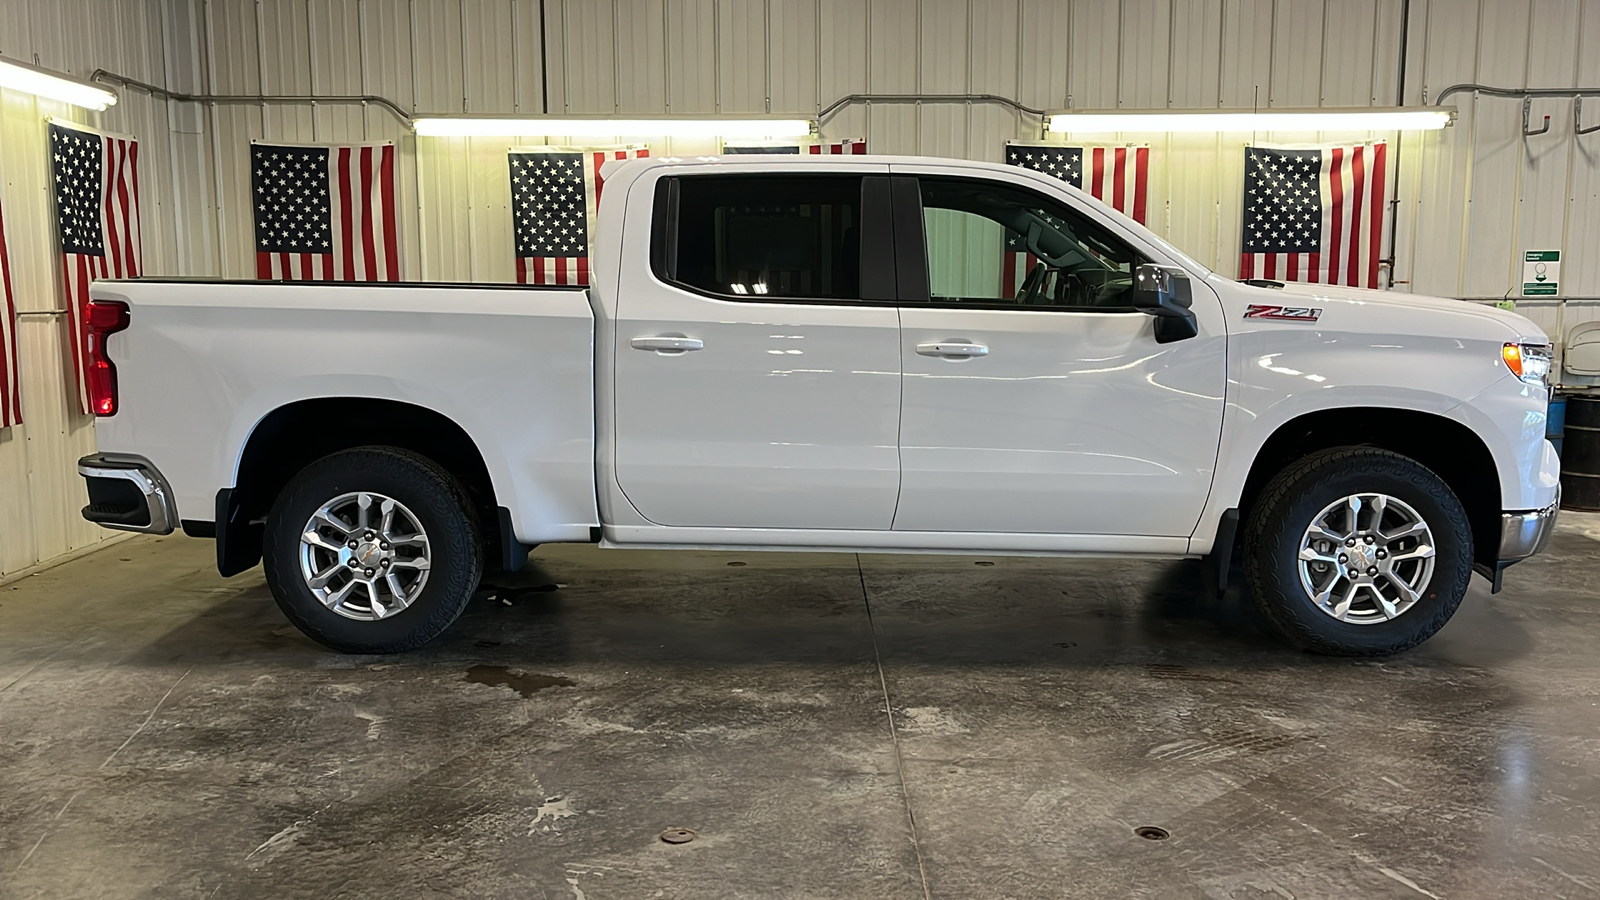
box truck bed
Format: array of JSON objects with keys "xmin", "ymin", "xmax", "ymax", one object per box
[{"xmin": 88, "ymin": 279, "xmax": 601, "ymax": 545}]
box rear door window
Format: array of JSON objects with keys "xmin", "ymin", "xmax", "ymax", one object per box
[{"xmin": 659, "ymin": 176, "xmax": 865, "ymax": 301}]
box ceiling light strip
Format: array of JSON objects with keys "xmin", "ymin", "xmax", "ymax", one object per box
[
  {"xmin": 413, "ymin": 117, "xmax": 815, "ymax": 138},
  {"xmin": 1047, "ymin": 108, "xmax": 1454, "ymax": 133},
  {"xmin": 0, "ymin": 57, "xmax": 118, "ymax": 110}
]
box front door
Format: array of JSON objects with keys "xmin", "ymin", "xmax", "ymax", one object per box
[
  {"xmin": 613, "ymin": 168, "xmax": 904, "ymax": 530},
  {"xmin": 891, "ymin": 169, "xmax": 1227, "ymax": 537}
]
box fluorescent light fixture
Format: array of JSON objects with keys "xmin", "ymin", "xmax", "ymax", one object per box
[
  {"xmin": 0, "ymin": 56, "xmax": 117, "ymax": 110},
  {"xmin": 1047, "ymin": 107, "xmax": 1453, "ymax": 133},
  {"xmin": 413, "ymin": 116, "xmax": 813, "ymax": 138}
]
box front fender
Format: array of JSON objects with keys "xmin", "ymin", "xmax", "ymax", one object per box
[{"xmin": 1190, "ymin": 319, "xmax": 1526, "ymax": 553}]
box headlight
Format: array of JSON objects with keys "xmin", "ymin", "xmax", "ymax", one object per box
[{"xmin": 1502, "ymin": 342, "xmax": 1552, "ymax": 387}]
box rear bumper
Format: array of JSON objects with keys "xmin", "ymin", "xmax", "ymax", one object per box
[{"xmin": 77, "ymin": 454, "xmax": 178, "ymax": 535}]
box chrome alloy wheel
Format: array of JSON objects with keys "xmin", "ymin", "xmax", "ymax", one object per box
[
  {"xmin": 1296, "ymin": 493, "xmax": 1436, "ymax": 625},
  {"xmin": 298, "ymin": 491, "xmax": 431, "ymax": 621}
]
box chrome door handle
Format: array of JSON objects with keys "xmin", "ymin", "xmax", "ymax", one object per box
[
  {"xmin": 630, "ymin": 335, "xmax": 704, "ymax": 353},
  {"xmin": 916, "ymin": 341, "xmax": 989, "ymax": 358}
]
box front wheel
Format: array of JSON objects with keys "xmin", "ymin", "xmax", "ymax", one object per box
[
  {"xmin": 262, "ymin": 447, "xmax": 484, "ymax": 653},
  {"xmin": 1242, "ymin": 447, "xmax": 1474, "ymax": 656}
]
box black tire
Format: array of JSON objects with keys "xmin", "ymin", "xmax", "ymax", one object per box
[
  {"xmin": 1242, "ymin": 447, "xmax": 1474, "ymax": 656},
  {"xmin": 262, "ymin": 446, "xmax": 484, "ymax": 653}
]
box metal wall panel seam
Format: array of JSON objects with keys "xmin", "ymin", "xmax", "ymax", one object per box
[
  {"xmin": 1507, "ymin": 0, "xmax": 1536, "ymax": 298},
  {"xmin": 1368, "ymin": 0, "xmax": 1381, "ymax": 103},
  {"xmin": 1215, "ymin": 0, "xmax": 1224, "ymax": 107},
  {"xmin": 203, "ymin": 0, "xmax": 233, "ymax": 278},
  {"xmin": 254, "ymin": 0, "xmax": 269, "ymax": 141},
  {"xmin": 814, "ymin": 0, "xmax": 821, "ymax": 115},
  {"xmin": 1319, "ymin": 0, "xmax": 1329, "ymax": 104},
  {"xmin": 357, "ymin": 0, "xmax": 371, "ymax": 140},
  {"xmin": 409, "ymin": 0, "xmax": 429, "ymax": 280},
  {"xmin": 307, "ymin": 0, "xmax": 320, "ymax": 141},
  {"xmin": 1562, "ymin": 0, "xmax": 1590, "ymax": 309},
  {"xmin": 1266, "ymin": 0, "xmax": 1276, "ymax": 105},
  {"xmin": 1453, "ymin": 0, "xmax": 1486, "ymax": 298},
  {"xmin": 467, "ymin": 136, "xmax": 478, "ymax": 282}
]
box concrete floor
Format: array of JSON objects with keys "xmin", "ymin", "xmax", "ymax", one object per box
[{"xmin": 2, "ymin": 518, "xmax": 1599, "ymax": 900}]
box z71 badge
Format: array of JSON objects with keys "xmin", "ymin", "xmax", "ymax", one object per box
[{"xmin": 1245, "ymin": 304, "xmax": 1322, "ymax": 322}]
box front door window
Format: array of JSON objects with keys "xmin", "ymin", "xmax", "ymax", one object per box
[{"xmin": 919, "ymin": 177, "xmax": 1142, "ymax": 309}]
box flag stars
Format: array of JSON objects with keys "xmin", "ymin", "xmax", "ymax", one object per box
[
  {"xmin": 251, "ymin": 144, "xmax": 336, "ymax": 254},
  {"xmin": 1004, "ymin": 145, "xmax": 1085, "ymax": 190},
  {"xmin": 1243, "ymin": 147, "xmax": 1323, "ymax": 255},
  {"xmin": 50, "ymin": 125, "xmax": 108, "ymax": 256},
  {"xmin": 510, "ymin": 151, "xmax": 590, "ymax": 257}
]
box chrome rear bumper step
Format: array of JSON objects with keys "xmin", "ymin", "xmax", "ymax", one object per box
[{"xmin": 78, "ymin": 454, "xmax": 178, "ymax": 535}]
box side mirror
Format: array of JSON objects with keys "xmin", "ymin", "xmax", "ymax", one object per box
[{"xmin": 1133, "ymin": 263, "xmax": 1199, "ymax": 344}]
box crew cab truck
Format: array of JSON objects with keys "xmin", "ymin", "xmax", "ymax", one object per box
[{"xmin": 76, "ymin": 154, "xmax": 1560, "ymax": 656}]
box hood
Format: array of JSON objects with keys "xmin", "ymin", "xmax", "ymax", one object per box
[{"xmin": 1259, "ymin": 279, "xmax": 1550, "ymax": 344}]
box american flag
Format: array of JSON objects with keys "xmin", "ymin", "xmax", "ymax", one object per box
[
  {"xmin": 511, "ymin": 146, "xmax": 649, "ymax": 285},
  {"xmin": 51, "ymin": 123, "xmax": 141, "ymax": 417},
  {"xmin": 252, "ymin": 142, "xmax": 399, "ymax": 281},
  {"xmin": 722, "ymin": 139, "xmax": 867, "ymax": 155},
  {"xmin": 1240, "ymin": 143, "xmax": 1387, "ymax": 288},
  {"xmin": 1003, "ymin": 143, "xmax": 1149, "ymax": 295},
  {"xmin": 0, "ymin": 193, "xmax": 19, "ymax": 427}
]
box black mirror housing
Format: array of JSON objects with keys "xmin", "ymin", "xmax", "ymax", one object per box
[{"xmin": 1133, "ymin": 263, "xmax": 1199, "ymax": 344}]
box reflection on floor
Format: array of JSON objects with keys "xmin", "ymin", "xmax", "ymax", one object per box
[{"xmin": 2, "ymin": 514, "xmax": 1598, "ymax": 899}]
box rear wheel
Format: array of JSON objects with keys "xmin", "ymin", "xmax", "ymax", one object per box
[
  {"xmin": 1242, "ymin": 447, "xmax": 1474, "ymax": 656},
  {"xmin": 262, "ymin": 447, "xmax": 483, "ymax": 653}
]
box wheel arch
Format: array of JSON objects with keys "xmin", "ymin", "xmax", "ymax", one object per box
[
  {"xmin": 1237, "ymin": 407, "xmax": 1502, "ymax": 570},
  {"xmin": 221, "ymin": 398, "xmax": 514, "ymax": 576}
]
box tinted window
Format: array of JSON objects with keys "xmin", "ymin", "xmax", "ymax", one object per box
[
  {"xmin": 666, "ymin": 176, "xmax": 862, "ymax": 300},
  {"xmin": 920, "ymin": 177, "xmax": 1144, "ymax": 310}
]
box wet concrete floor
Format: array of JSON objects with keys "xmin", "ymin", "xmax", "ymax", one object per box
[{"xmin": 2, "ymin": 515, "xmax": 1599, "ymax": 899}]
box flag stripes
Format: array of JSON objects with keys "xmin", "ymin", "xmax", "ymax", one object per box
[
  {"xmin": 805, "ymin": 140, "xmax": 867, "ymax": 155},
  {"xmin": 253, "ymin": 142, "xmax": 399, "ymax": 282},
  {"xmin": 0, "ymin": 194, "xmax": 19, "ymax": 427},
  {"xmin": 1082, "ymin": 146, "xmax": 1150, "ymax": 223},
  {"xmin": 722, "ymin": 139, "xmax": 867, "ymax": 155},
  {"xmin": 51, "ymin": 123, "xmax": 141, "ymax": 416}
]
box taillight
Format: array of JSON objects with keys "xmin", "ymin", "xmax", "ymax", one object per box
[{"xmin": 85, "ymin": 300, "xmax": 130, "ymax": 416}]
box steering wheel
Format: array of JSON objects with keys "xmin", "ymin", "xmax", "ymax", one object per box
[{"xmin": 1015, "ymin": 262, "xmax": 1048, "ymax": 305}]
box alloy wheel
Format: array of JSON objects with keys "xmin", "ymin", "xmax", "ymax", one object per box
[
  {"xmin": 1296, "ymin": 492, "xmax": 1436, "ymax": 625},
  {"xmin": 297, "ymin": 491, "xmax": 431, "ymax": 621}
]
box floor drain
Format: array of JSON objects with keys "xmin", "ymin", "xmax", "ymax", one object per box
[
  {"xmin": 726, "ymin": 561, "xmax": 746, "ymax": 567},
  {"xmin": 974, "ymin": 560, "xmax": 995, "ymax": 566},
  {"xmin": 1135, "ymin": 826, "xmax": 1170, "ymax": 841},
  {"xmin": 660, "ymin": 827, "xmax": 697, "ymax": 844}
]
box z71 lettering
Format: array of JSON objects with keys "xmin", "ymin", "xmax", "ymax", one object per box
[{"xmin": 1245, "ymin": 304, "xmax": 1322, "ymax": 322}]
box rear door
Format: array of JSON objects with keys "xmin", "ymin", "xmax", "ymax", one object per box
[
  {"xmin": 611, "ymin": 167, "xmax": 904, "ymax": 529},
  {"xmin": 889, "ymin": 167, "xmax": 1227, "ymax": 537}
]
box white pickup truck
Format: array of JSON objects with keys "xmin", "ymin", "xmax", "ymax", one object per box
[{"xmin": 77, "ymin": 154, "xmax": 1560, "ymax": 657}]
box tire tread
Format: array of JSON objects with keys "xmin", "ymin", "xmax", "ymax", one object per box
[
  {"xmin": 1241, "ymin": 447, "xmax": 1473, "ymax": 656},
  {"xmin": 262, "ymin": 446, "xmax": 483, "ymax": 653}
]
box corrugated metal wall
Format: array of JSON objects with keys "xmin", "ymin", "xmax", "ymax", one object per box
[
  {"xmin": 1, "ymin": 0, "xmax": 1598, "ymax": 576},
  {"xmin": 169, "ymin": 0, "xmax": 1600, "ymax": 296},
  {"xmin": 0, "ymin": 0, "xmax": 180, "ymax": 578}
]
